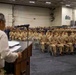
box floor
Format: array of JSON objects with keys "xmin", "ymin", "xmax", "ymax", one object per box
[{"xmin": 30, "ymin": 47, "xmax": 76, "ymax": 75}]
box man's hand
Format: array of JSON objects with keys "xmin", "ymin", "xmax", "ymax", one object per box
[{"xmin": 18, "ymin": 52, "xmax": 22, "ymax": 58}]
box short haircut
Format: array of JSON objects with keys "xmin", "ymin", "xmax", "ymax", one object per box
[{"xmin": 0, "ymin": 13, "xmax": 5, "ymax": 22}]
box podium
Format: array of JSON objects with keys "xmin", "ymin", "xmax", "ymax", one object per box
[{"xmin": 4, "ymin": 41, "xmax": 32, "ymax": 75}]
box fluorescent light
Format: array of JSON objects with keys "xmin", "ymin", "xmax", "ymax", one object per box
[
  {"xmin": 12, "ymin": 0, "xmax": 15, "ymax": 1},
  {"xmin": 46, "ymin": 1, "xmax": 51, "ymax": 4},
  {"xmin": 29, "ymin": 1, "xmax": 35, "ymax": 3},
  {"xmin": 66, "ymin": 4, "xmax": 70, "ymax": 7}
]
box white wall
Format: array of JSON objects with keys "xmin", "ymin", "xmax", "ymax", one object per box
[
  {"xmin": 0, "ymin": 4, "xmax": 51, "ymax": 27},
  {"xmin": 62, "ymin": 7, "xmax": 72, "ymax": 25},
  {"xmin": 74, "ymin": 9, "xmax": 76, "ymax": 21},
  {"xmin": 51, "ymin": 7, "xmax": 74, "ymax": 26},
  {"xmin": 51, "ymin": 7, "xmax": 62, "ymax": 26},
  {"xmin": 0, "ymin": 4, "xmax": 12, "ymax": 26},
  {"xmin": 14, "ymin": 5, "xmax": 51, "ymax": 27},
  {"xmin": 0, "ymin": 3, "xmax": 74, "ymax": 27}
]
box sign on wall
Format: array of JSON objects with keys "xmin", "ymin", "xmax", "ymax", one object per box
[{"xmin": 65, "ymin": 15, "xmax": 71, "ymax": 20}]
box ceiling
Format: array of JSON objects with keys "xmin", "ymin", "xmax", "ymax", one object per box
[{"xmin": 0, "ymin": 0, "xmax": 76, "ymax": 8}]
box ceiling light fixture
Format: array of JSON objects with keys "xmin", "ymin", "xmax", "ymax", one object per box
[
  {"xmin": 29, "ymin": 1, "xmax": 35, "ymax": 4},
  {"xmin": 66, "ymin": 4, "xmax": 70, "ymax": 7},
  {"xmin": 12, "ymin": 0, "xmax": 15, "ymax": 1},
  {"xmin": 46, "ymin": 1, "xmax": 51, "ymax": 4}
]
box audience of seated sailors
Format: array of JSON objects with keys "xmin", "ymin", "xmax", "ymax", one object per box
[
  {"xmin": 9, "ymin": 27, "xmax": 36, "ymax": 41},
  {"xmin": 39, "ymin": 30, "xmax": 76, "ymax": 56},
  {"xmin": 32, "ymin": 27, "xmax": 76, "ymax": 56},
  {"xmin": 5, "ymin": 26, "xmax": 76, "ymax": 56}
]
